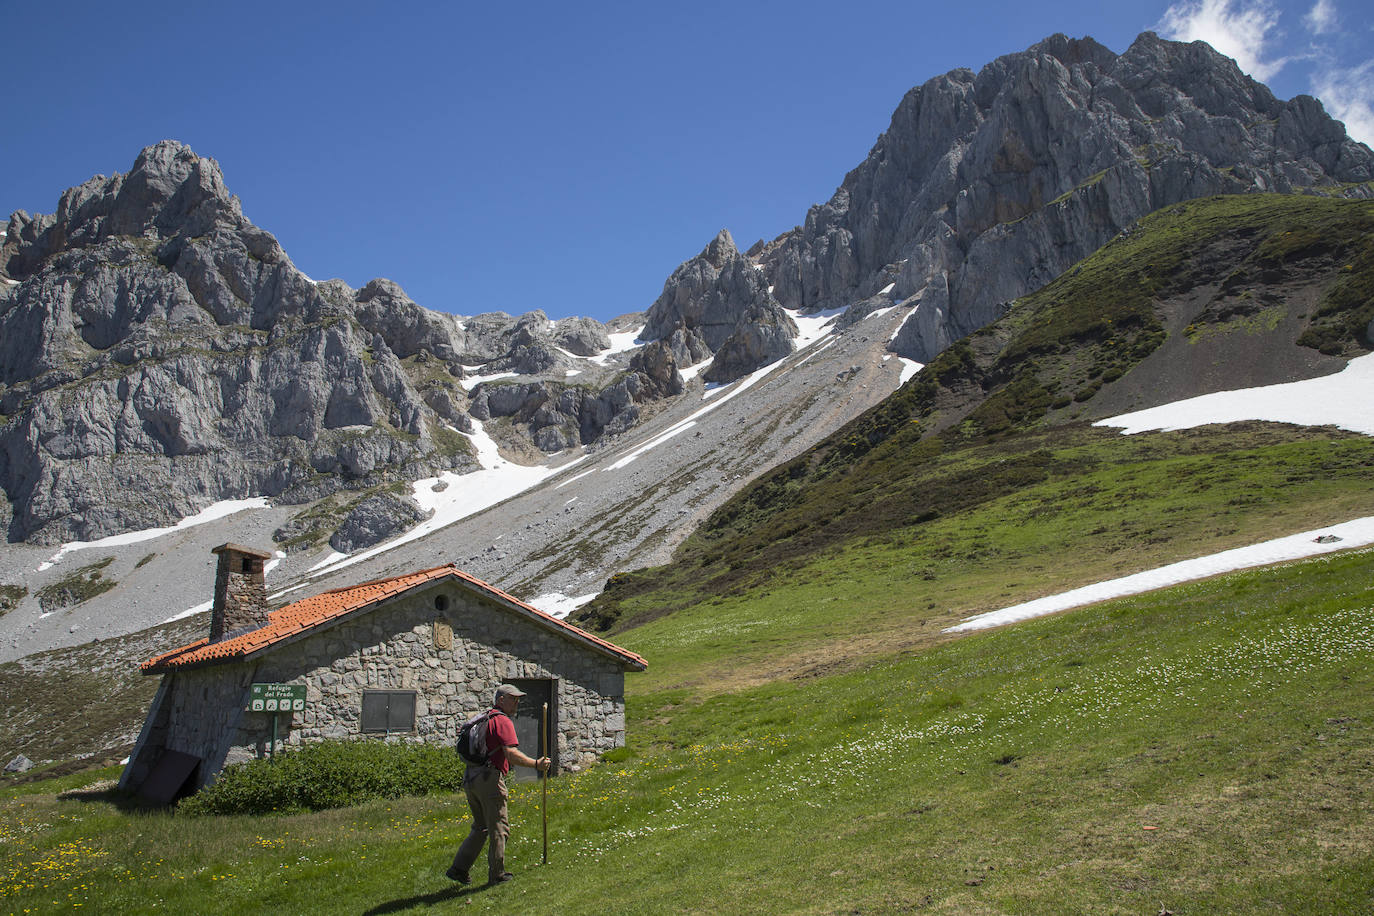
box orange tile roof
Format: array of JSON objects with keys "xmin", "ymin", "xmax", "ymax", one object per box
[{"xmin": 142, "ymin": 564, "xmax": 647, "ymax": 674}]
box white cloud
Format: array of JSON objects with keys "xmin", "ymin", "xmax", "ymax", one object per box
[
  {"xmin": 1158, "ymin": 0, "xmax": 1288, "ymax": 81},
  {"xmin": 1313, "ymin": 60, "xmax": 1374, "ymax": 146},
  {"xmin": 1303, "ymin": 0, "xmax": 1338, "ymax": 35}
]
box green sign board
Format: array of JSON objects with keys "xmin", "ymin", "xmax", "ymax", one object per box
[{"xmin": 250, "ymin": 683, "xmax": 306, "ymax": 713}]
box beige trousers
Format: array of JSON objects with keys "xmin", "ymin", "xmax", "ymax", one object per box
[{"xmin": 450, "ymin": 766, "xmax": 510, "ymax": 882}]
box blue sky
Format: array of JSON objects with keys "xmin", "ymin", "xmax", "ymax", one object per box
[{"xmin": 4, "ymin": 1, "xmax": 1370, "ymax": 324}]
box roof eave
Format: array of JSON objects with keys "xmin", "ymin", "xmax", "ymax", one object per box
[
  {"xmin": 477, "ymin": 589, "xmax": 648, "ymax": 671},
  {"xmin": 140, "ymin": 565, "xmax": 647, "ymax": 674}
]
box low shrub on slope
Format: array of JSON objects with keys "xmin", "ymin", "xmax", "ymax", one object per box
[{"xmin": 177, "ymin": 741, "xmax": 464, "ymax": 816}]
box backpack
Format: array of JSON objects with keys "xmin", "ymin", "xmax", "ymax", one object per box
[{"xmin": 457, "ymin": 710, "xmax": 495, "ymax": 766}]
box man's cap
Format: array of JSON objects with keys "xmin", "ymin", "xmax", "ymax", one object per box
[{"xmin": 495, "ymin": 683, "xmax": 526, "ymax": 701}]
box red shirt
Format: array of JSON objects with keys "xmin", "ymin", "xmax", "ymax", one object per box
[{"xmin": 483, "ymin": 710, "xmax": 519, "ymax": 773}]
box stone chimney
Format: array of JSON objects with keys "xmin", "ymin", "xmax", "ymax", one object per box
[{"xmin": 209, "ymin": 543, "xmax": 273, "ymax": 642}]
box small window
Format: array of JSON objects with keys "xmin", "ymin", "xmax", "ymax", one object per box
[
  {"xmin": 361, "ymin": 690, "xmax": 417, "ymax": 734},
  {"xmin": 434, "ymin": 594, "xmax": 449, "ymax": 612}
]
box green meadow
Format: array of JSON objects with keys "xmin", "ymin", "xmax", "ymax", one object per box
[
  {"xmin": 582, "ymin": 423, "xmax": 1374, "ymax": 665},
  {"xmin": 4, "ymin": 419, "xmax": 1373, "ymax": 913}
]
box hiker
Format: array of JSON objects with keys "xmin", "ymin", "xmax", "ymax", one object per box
[{"xmin": 448, "ymin": 683, "xmax": 550, "ymax": 886}]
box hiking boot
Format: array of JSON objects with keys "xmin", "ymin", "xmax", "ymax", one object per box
[
  {"xmin": 445, "ymin": 866, "xmax": 470, "ymax": 884},
  {"xmin": 488, "ymin": 872, "xmax": 514, "ymax": 885}
]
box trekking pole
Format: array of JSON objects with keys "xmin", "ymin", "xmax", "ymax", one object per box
[{"xmin": 541, "ymin": 701, "xmax": 549, "ymax": 864}]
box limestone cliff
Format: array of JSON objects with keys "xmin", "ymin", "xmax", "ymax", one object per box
[
  {"xmin": 747, "ymin": 32, "xmax": 1372, "ymax": 361},
  {"xmin": 0, "ymin": 143, "xmax": 661, "ymax": 545}
]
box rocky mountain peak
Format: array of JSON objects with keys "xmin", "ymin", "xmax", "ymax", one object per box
[
  {"xmin": 2, "ymin": 141, "xmax": 247, "ymax": 283},
  {"xmin": 702, "ymin": 228, "xmax": 740, "ymax": 269},
  {"xmin": 0, "ymin": 142, "xmax": 674, "ymax": 546},
  {"xmin": 753, "ymin": 30, "xmax": 1373, "ymax": 363},
  {"xmin": 100, "ymin": 140, "xmax": 240, "ymax": 238},
  {"xmin": 356, "ymin": 278, "xmax": 411, "ymax": 303},
  {"xmin": 1023, "ymin": 33, "xmax": 1117, "ymax": 69}
]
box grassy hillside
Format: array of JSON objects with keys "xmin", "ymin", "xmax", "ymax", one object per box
[
  {"xmin": 577, "ymin": 420, "xmax": 1374, "ymax": 646},
  {"xmin": 4, "ymin": 544, "xmax": 1372, "ymax": 913},
  {"xmin": 575, "ymin": 193, "xmax": 1374, "ymax": 635},
  {"xmin": 0, "ymin": 616, "xmax": 203, "ymax": 778}
]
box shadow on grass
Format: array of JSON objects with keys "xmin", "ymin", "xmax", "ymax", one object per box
[
  {"xmin": 362, "ymin": 883, "xmax": 485, "ymax": 913},
  {"xmin": 59, "ymin": 784, "xmax": 172, "ymax": 813}
]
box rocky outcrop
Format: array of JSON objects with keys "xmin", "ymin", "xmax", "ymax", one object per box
[
  {"xmin": 663, "ymin": 326, "xmax": 714, "ymax": 369},
  {"xmin": 490, "ymin": 311, "xmax": 561, "ymax": 374},
  {"xmin": 702, "ymin": 303, "xmax": 798, "ymax": 383},
  {"xmin": 753, "ymin": 32, "xmax": 1374, "ymax": 362},
  {"xmin": 469, "ymin": 342, "xmax": 683, "ymax": 453},
  {"xmin": 350, "ymin": 278, "xmax": 465, "ymax": 362},
  {"xmin": 642, "ymin": 230, "xmax": 797, "ymax": 382},
  {"xmin": 627, "ymin": 339, "xmax": 685, "ymax": 400},
  {"xmin": 553, "ymin": 317, "xmax": 612, "ymax": 357},
  {"xmin": 329, "ymin": 492, "xmax": 432, "ymax": 553},
  {"xmin": 462, "ymin": 312, "xmax": 615, "ymax": 376}
]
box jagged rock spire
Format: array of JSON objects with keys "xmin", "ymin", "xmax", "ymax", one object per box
[{"xmin": 641, "ymin": 229, "xmax": 797, "ymax": 381}]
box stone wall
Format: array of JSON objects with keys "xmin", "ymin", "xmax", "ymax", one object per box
[{"xmin": 151, "ymin": 579, "xmax": 629, "ymax": 787}]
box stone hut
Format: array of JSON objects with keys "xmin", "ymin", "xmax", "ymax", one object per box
[{"xmin": 119, "ymin": 544, "xmax": 647, "ymax": 802}]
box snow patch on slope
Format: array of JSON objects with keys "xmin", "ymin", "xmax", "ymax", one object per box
[
  {"xmin": 1096, "ymin": 352, "xmax": 1374, "ymax": 437},
  {"xmin": 38, "ymin": 498, "xmax": 271, "ymax": 572},
  {"xmin": 946, "ymin": 519, "xmax": 1374, "ymax": 632},
  {"xmin": 589, "ymin": 327, "xmax": 646, "ymax": 366},
  {"xmin": 309, "ymin": 418, "xmax": 582, "ymax": 577},
  {"xmin": 527, "ymin": 591, "xmax": 599, "ymax": 619},
  {"xmin": 948, "ymin": 352, "xmax": 1374, "ymax": 632},
  {"xmin": 787, "ymin": 306, "xmax": 845, "ymax": 349}
]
